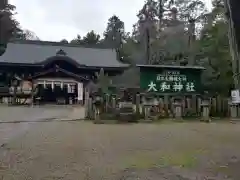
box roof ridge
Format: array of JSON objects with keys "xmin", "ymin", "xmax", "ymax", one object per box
[{"xmin": 9, "ymin": 39, "xmax": 114, "ymax": 50}]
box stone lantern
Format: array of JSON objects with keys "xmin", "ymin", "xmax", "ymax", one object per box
[
  {"xmin": 200, "ymin": 94, "xmax": 210, "ymax": 122},
  {"xmin": 173, "ymin": 96, "xmax": 183, "ymax": 119}
]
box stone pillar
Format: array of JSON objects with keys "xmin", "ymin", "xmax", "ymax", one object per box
[
  {"xmin": 93, "ymin": 96, "xmax": 101, "ymax": 123},
  {"xmin": 142, "ymin": 96, "xmax": 146, "ymax": 117},
  {"xmin": 135, "ymin": 94, "xmax": 140, "ymax": 117},
  {"xmin": 88, "ymin": 97, "xmax": 93, "ymax": 119},
  {"xmin": 77, "ymin": 82, "xmax": 83, "ymax": 105},
  {"xmin": 201, "ymin": 100, "xmax": 210, "ymax": 122},
  {"xmin": 105, "ymin": 94, "xmax": 110, "ymax": 113},
  {"xmin": 112, "ymin": 97, "xmax": 116, "ymax": 109},
  {"xmin": 192, "ymin": 94, "xmax": 197, "ymax": 113},
  {"xmin": 84, "ymin": 90, "xmax": 89, "ymax": 118},
  {"xmin": 164, "ymin": 95, "xmax": 169, "ymax": 111},
  {"xmin": 144, "ymin": 105, "xmax": 150, "ymax": 120},
  {"xmin": 173, "ymin": 102, "xmax": 182, "ymax": 120},
  {"xmin": 94, "ymin": 105, "xmax": 100, "ymax": 121},
  {"xmin": 229, "ymin": 102, "xmax": 238, "ymax": 120}
]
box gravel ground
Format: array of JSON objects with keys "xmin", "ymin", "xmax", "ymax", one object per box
[
  {"xmin": 0, "ymin": 106, "xmax": 73, "ymax": 123},
  {"xmin": 0, "ymin": 121, "xmax": 240, "ymax": 180}
]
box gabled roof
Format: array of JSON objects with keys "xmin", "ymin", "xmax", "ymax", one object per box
[{"xmin": 0, "ymin": 40, "xmax": 129, "ymax": 68}]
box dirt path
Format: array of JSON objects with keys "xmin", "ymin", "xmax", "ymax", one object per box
[{"xmin": 0, "ymin": 121, "xmax": 240, "ymax": 179}]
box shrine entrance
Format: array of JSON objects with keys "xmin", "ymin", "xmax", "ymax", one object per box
[
  {"xmin": 35, "ymin": 79, "xmax": 81, "ymax": 105},
  {"xmin": 27, "ymin": 55, "xmax": 89, "ymax": 105}
]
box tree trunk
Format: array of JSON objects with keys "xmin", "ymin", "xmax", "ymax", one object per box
[
  {"xmin": 224, "ymin": 0, "xmax": 240, "ymax": 89},
  {"xmin": 146, "ymin": 29, "xmax": 150, "ymax": 64},
  {"xmin": 188, "ymin": 21, "xmax": 196, "ymax": 65}
]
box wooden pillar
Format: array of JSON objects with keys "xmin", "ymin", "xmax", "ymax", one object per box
[
  {"xmin": 43, "ymin": 80, "xmax": 46, "ymax": 89},
  {"xmin": 51, "ymin": 81, "xmax": 54, "ymax": 90},
  {"xmin": 12, "ymin": 80, "xmax": 17, "ymax": 105},
  {"xmin": 31, "ymin": 79, "xmax": 34, "ymax": 106}
]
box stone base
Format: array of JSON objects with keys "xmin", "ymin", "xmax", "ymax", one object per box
[
  {"xmin": 230, "ymin": 118, "xmax": 240, "ymax": 121},
  {"xmin": 200, "ymin": 118, "xmax": 211, "ymax": 123}
]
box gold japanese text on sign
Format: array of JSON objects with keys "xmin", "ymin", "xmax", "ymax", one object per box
[{"xmin": 156, "ymin": 71, "xmax": 187, "ymax": 82}]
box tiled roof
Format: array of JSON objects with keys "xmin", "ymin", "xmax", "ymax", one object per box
[{"xmin": 0, "ymin": 40, "xmax": 129, "ymax": 68}]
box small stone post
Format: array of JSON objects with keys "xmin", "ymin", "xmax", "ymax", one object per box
[
  {"xmin": 192, "ymin": 94, "xmax": 197, "ymax": 113},
  {"xmin": 112, "ymin": 96, "xmax": 116, "ymax": 109},
  {"xmin": 84, "ymin": 100, "xmax": 88, "ymax": 119},
  {"xmin": 201, "ymin": 99, "xmax": 210, "ymax": 122},
  {"xmin": 88, "ymin": 97, "xmax": 93, "ymax": 119},
  {"xmin": 173, "ymin": 101, "xmax": 182, "ymax": 120},
  {"xmin": 136, "ymin": 93, "xmax": 140, "ymax": 117},
  {"xmin": 164, "ymin": 95, "xmax": 169, "ymax": 111},
  {"xmin": 229, "ymin": 102, "xmax": 238, "ymax": 120},
  {"xmin": 94, "ymin": 105, "xmax": 100, "ymax": 122},
  {"xmin": 105, "ymin": 93, "xmax": 110, "ymax": 113},
  {"xmin": 143, "ymin": 97, "xmax": 151, "ymax": 121},
  {"xmin": 93, "ymin": 95, "xmax": 102, "ymax": 123},
  {"xmin": 142, "ymin": 96, "xmax": 146, "ymax": 117},
  {"xmin": 84, "ymin": 90, "xmax": 89, "ymax": 119},
  {"xmin": 144, "ymin": 105, "xmax": 150, "ymax": 120}
]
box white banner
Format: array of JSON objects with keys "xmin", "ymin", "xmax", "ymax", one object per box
[{"xmin": 77, "ymin": 83, "xmax": 83, "ymax": 100}]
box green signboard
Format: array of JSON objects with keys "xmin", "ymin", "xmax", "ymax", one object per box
[{"xmin": 139, "ymin": 65, "xmax": 204, "ymax": 94}]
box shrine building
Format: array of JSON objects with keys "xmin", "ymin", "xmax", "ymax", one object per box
[{"xmin": 0, "ymin": 40, "xmax": 128, "ymax": 105}]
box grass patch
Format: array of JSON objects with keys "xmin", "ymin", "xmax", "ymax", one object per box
[
  {"xmin": 124, "ymin": 149, "xmax": 206, "ymax": 169},
  {"xmin": 159, "ymin": 152, "xmax": 197, "ymax": 168}
]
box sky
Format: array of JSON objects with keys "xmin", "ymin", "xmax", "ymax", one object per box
[{"xmin": 9, "ymin": 0, "xmax": 212, "ymax": 41}]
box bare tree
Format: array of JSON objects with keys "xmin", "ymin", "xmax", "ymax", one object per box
[{"xmin": 21, "ymin": 29, "xmax": 40, "ymax": 40}]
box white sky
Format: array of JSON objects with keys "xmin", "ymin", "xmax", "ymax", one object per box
[{"xmin": 9, "ymin": 0, "xmax": 212, "ymax": 41}]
